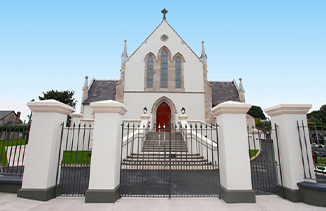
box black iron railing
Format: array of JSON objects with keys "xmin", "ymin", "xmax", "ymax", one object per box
[
  {"xmin": 56, "ymin": 122, "xmax": 93, "ymax": 196},
  {"xmin": 297, "ymin": 121, "xmax": 326, "ymax": 183},
  {"xmin": 247, "ymin": 126, "xmax": 279, "ymax": 195},
  {"xmin": 0, "ymin": 121, "xmax": 31, "ymax": 177},
  {"xmin": 120, "ymin": 121, "xmax": 220, "ymax": 198}
]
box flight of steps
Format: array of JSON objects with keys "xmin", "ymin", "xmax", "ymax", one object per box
[{"xmin": 121, "ymin": 132, "xmax": 215, "ymax": 170}]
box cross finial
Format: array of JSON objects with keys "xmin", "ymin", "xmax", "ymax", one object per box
[{"xmin": 161, "ymin": 8, "xmax": 168, "ymax": 20}]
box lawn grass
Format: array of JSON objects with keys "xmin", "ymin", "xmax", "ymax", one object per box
[
  {"xmin": 0, "ymin": 139, "xmax": 27, "ymax": 166},
  {"xmin": 250, "ymin": 149, "xmax": 259, "ymax": 158},
  {"xmin": 316, "ymin": 156, "xmax": 326, "ymax": 165},
  {"xmin": 62, "ymin": 150, "xmax": 92, "ymax": 165}
]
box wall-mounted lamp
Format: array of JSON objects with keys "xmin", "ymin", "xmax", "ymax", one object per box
[
  {"xmin": 181, "ymin": 107, "xmax": 186, "ymax": 114},
  {"xmin": 143, "ymin": 107, "xmax": 148, "ymax": 114}
]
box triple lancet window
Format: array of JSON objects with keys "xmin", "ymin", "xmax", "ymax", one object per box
[
  {"xmin": 160, "ymin": 50, "xmax": 168, "ymax": 88},
  {"xmin": 147, "ymin": 56, "xmax": 154, "ymax": 88},
  {"xmin": 146, "ymin": 48, "xmax": 183, "ymax": 90},
  {"xmin": 175, "ymin": 56, "xmax": 181, "ymax": 88}
]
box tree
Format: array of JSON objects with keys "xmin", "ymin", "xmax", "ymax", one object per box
[
  {"xmin": 320, "ymin": 105, "xmax": 326, "ymax": 114},
  {"xmin": 247, "ymin": 105, "xmax": 266, "ymax": 119},
  {"xmin": 39, "ymin": 90, "xmax": 77, "ymax": 108},
  {"xmin": 255, "ymin": 119, "xmax": 271, "ymax": 132},
  {"xmin": 307, "ymin": 104, "xmax": 326, "ymax": 125}
]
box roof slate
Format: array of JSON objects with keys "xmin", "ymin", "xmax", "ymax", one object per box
[
  {"xmin": 82, "ymin": 80, "xmax": 240, "ymax": 106},
  {"xmin": 0, "ymin": 111, "xmax": 14, "ymax": 120},
  {"xmin": 83, "ymin": 80, "xmax": 118, "ymax": 105},
  {"xmin": 210, "ymin": 81, "xmax": 240, "ymax": 106}
]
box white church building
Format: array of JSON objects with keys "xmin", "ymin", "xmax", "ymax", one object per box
[
  {"xmin": 79, "ymin": 10, "xmax": 245, "ymax": 127},
  {"xmin": 14, "ymin": 10, "xmax": 320, "ymax": 206}
]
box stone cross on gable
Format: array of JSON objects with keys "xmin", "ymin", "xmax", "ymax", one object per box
[{"xmin": 161, "ymin": 8, "xmax": 168, "ymax": 20}]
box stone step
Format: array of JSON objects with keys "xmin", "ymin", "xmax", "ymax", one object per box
[
  {"xmin": 121, "ymin": 163, "xmax": 215, "ymax": 168},
  {"xmin": 122, "ymin": 161, "xmax": 211, "ymax": 165},
  {"xmin": 124, "ymin": 157, "xmax": 207, "ymax": 161},
  {"xmin": 141, "ymin": 149, "xmax": 188, "ymax": 152},
  {"xmin": 131, "ymin": 152, "xmax": 200, "ymax": 156},
  {"xmin": 123, "ymin": 158, "xmax": 209, "ymax": 162},
  {"xmin": 146, "ymin": 132, "xmax": 182, "ymax": 140},
  {"xmin": 127, "ymin": 153, "xmax": 204, "ymax": 159},
  {"xmin": 143, "ymin": 141, "xmax": 185, "ymax": 144},
  {"xmin": 121, "ymin": 165, "xmax": 218, "ymax": 170},
  {"xmin": 142, "ymin": 144, "xmax": 187, "ymax": 147},
  {"xmin": 142, "ymin": 146, "xmax": 187, "ymax": 149}
]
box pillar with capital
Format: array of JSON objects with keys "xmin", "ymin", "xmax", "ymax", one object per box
[
  {"xmin": 212, "ymin": 101, "xmax": 255, "ymax": 203},
  {"xmin": 85, "ymin": 100, "xmax": 127, "ymax": 203}
]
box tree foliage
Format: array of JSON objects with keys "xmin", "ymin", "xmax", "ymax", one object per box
[
  {"xmin": 307, "ymin": 104, "xmax": 326, "ymax": 125},
  {"xmin": 255, "ymin": 118, "xmax": 271, "ymax": 131},
  {"xmin": 39, "ymin": 90, "xmax": 77, "ymax": 108},
  {"xmin": 247, "ymin": 105, "xmax": 266, "ymax": 119}
]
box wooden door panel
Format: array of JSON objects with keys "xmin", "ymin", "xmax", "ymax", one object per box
[{"xmin": 156, "ymin": 102, "xmax": 171, "ymax": 131}]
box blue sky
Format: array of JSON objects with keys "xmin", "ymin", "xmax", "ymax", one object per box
[{"xmin": 0, "ymin": 0, "xmax": 325, "ymax": 121}]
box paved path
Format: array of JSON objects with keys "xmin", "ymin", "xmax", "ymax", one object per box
[{"xmin": 0, "ymin": 193, "xmax": 325, "ymax": 211}]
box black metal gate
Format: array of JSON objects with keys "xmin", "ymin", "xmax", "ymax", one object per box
[
  {"xmin": 56, "ymin": 123, "xmax": 93, "ymax": 196},
  {"xmin": 0, "ymin": 119, "xmax": 31, "ymax": 177},
  {"xmin": 297, "ymin": 121, "xmax": 326, "ymax": 183},
  {"xmin": 248, "ymin": 125, "xmax": 281, "ymax": 195},
  {"xmin": 120, "ymin": 121, "xmax": 220, "ymax": 198}
]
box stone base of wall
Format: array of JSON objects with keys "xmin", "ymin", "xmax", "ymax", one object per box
[
  {"xmin": 0, "ymin": 177, "xmax": 22, "ymax": 193},
  {"xmin": 220, "ymin": 186, "xmax": 256, "ymax": 203},
  {"xmin": 17, "ymin": 185, "xmax": 58, "ymax": 201},
  {"xmin": 85, "ymin": 185, "xmax": 120, "ymax": 203}
]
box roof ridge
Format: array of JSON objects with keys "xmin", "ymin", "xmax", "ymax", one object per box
[
  {"xmin": 209, "ymin": 80, "xmax": 233, "ymax": 83},
  {"xmin": 0, "ymin": 111, "xmax": 15, "ymax": 120},
  {"xmin": 94, "ymin": 79, "xmax": 118, "ymax": 82}
]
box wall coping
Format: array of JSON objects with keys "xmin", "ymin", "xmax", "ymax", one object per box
[
  {"xmin": 140, "ymin": 114, "xmax": 150, "ymax": 120},
  {"xmin": 178, "ymin": 115, "xmax": 188, "ymax": 120},
  {"xmin": 212, "ymin": 101, "xmax": 251, "ymax": 116},
  {"xmin": 80, "ymin": 118, "xmax": 94, "ymax": 122},
  {"xmin": 90, "ymin": 100, "xmax": 127, "ymax": 115},
  {"xmin": 69, "ymin": 113, "xmax": 83, "ymax": 118},
  {"xmin": 27, "ymin": 100, "xmax": 75, "ymax": 115},
  {"xmin": 264, "ymin": 104, "xmax": 312, "ymax": 116}
]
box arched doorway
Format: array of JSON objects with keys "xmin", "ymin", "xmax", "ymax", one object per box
[{"xmin": 156, "ymin": 102, "xmax": 171, "ymax": 131}]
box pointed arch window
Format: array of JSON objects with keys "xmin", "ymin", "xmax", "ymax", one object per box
[
  {"xmin": 175, "ymin": 56, "xmax": 182, "ymax": 88},
  {"xmin": 147, "ymin": 56, "xmax": 154, "ymax": 88},
  {"xmin": 161, "ymin": 50, "xmax": 168, "ymax": 88}
]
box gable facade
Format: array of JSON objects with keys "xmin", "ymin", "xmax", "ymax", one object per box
[{"xmin": 81, "ymin": 17, "xmax": 245, "ymax": 125}]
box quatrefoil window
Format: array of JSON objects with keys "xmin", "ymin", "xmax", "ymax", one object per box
[{"xmin": 161, "ymin": 34, "xmax": 168, "ymax": 41}]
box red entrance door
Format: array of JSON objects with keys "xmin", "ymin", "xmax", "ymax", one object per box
[{"xmin": 156, "ymin": 102, "xmax": 171, "ymax": 131}]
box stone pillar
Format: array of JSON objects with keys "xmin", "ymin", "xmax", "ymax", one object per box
[
  {"xmin": 70, "ymin": 113, "xmax": 83, "ymax": 126},
  {"xmin": 140, "ymin": 114, "xmax": 150, "ymax": 128},
  {"xmin": 264, "ymin": 104, "xmax": 314, "ymax": 202},
  {"xmin": 212, "ymin": 101, "xmax": 255, "ymax": 203},
  {"xmin": 178, "ymin": 114, "xmax": 189, "ymax": 128},
  {"xmin": 18, "ymin": 100, "xmax": 74, "ymax": 201},
  {"xmin": 85, "ymin": 100, "xmax": 127, "ymax": 203}
]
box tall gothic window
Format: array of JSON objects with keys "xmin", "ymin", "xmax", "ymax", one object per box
[
  {"xmin": 147, "ymin": 56, "xmax": 154, "ymax": 88},
  {"xmin": 161, "ymin": 50, "xmax": 168, "ymax": 88},
  {"xmin": 175, "ymin": 56, "xmax": 181, "ymax": 88}
]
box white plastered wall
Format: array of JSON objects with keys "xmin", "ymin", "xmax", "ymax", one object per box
[
  {"xmin": 217, "ymin": 113, "xmax": 253, "ymax": 190},
  {"xmin": 124, "ymin": 21, "xmax": 204, "ymax": 93},
  {"xmin": 83, "ymin": 105, "xmax": 94, "ymax": 119},
  {"xmin": 123, "ymin": 92, "xmax": 205, "ymax": 123},
  {"xmin": 270, "ymin": 114, "xmax": 315, "ymax": 189}
]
